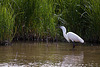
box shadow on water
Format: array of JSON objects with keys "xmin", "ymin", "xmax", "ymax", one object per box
[{"xmin": 0, "ymin": 42, "xmax": 99, "ymax": 67}]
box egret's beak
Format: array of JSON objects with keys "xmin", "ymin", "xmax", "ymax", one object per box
[{"xmin": 59, "ymin": 26, "xmax": 62, "ymax": 28}]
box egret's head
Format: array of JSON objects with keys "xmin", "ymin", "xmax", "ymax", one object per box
[
  {"xmin": 60, "ymin": 26, "xmax": 66, "ymax": 34},
  {"xmin": 60, "ymin": 26, "xmax": 65, "ymax": 29}
]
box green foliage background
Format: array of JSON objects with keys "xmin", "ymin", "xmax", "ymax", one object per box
[{"xmin": 0, "ymin": 0, "xmax": 100, "ymax": 42}]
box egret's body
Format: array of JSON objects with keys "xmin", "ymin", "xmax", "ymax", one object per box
[{"xmin": 60, "ymin": 26, "xmax": 84, "ymax": 48}]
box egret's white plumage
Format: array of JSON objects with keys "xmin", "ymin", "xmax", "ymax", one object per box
[{"xmin": 60, "ymin": 26, "xmax": 84, "ymax": 43}]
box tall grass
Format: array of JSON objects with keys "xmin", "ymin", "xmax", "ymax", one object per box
[
  {"xmin": 56, "ymin": 0, "xmax": 100, "ymax": 42},
  {"xmin": 11, "ymin": 0, "xmax": 35, "ymax": 38},
  {"xmin": 0, "ymin": 0, "xmax": 100, "ymax": 43},
  {"xmin": 55, "ymin": 0, "xmax": 86, "ymax": 40},
  {"xmin": 31, "ymin": 0, "xmax": 57, "ymax": 38},
  {"xmin": 11, "ymin": 0, "xmax": 58, "ymax": 40},
  {"xmin": 81, "ymin": 0, "xmax": 100, "ymax": 42},
  {"xmin": 0, "ymin": 4, "xmax": 15, "ymax": 42}
]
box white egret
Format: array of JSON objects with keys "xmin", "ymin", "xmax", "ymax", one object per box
[{"xmin": 60, "ymin": 26, "xmax": 84, "ymax": 48}]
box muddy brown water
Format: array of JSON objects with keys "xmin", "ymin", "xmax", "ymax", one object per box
[{"xmin": 0, "ymin": 42, "xmax": 100, "ymax": 67}]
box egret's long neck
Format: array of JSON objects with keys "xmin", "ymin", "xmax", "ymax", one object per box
[{"xmin": 61, "ymin": 28, "xmax": 66, "ymax": 34}]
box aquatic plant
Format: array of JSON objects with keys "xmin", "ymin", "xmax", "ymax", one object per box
[
  {"xmin": 81, "ymin": 0, "xmax": 100, "ymax": 42},
  {"xmin": 0, "ymin": 5, "xmax": 15, "ymax": 42},
  {"xmin": 0, "ymin": 0, "xmax": 100, "ymax": 43},
  {"xmin": 56, "ymin": 0, "xmax": 100, "ymax": 42},
  {"xmin": 58, "ymin": 0, "xmax": 85, "ymax": 35},
  {"xmin": 30, "ymin": 0, "xmax": 57, "ymax": 38}
]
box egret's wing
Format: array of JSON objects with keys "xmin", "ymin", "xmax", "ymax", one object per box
[{"xmin": 67, "ymin": 32, "xmax": 84, "ymax": 43}]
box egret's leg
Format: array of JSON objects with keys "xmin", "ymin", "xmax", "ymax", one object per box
[{"xmin": 73, "ymin": 42, "xmax": 75, "ymax": 48}]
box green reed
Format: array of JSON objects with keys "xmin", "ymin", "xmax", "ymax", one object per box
[
  {"xmin": 30, "ymin": 0, "xmax": 57, "ymax": 38},
  {"xmin": 56, "ymin": 0, "xmax": 100, "ymax": 42},
  {"xmin": 0, "ymin": 5, "xmax": 15, "ymax": 42},
  {"xmin": 81, "ymin": 0, "xmax": 100, "ymax": 42},
  {"xmin": 58, "ymin": 0, "xmax": 85, "ymax": 37},
  {"xmin": 0, "ymin": 0, "xmax": 100, "ymax": 42}
]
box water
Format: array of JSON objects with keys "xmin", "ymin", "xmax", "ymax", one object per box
[{"xmin": 0, "ymin": 42, "xmax": 100, "ymax": 67}]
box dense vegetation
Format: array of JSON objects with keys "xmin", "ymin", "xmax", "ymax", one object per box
[{"xmin": 0, "ymin": 0, "xmax": 100, "ymax": 44}]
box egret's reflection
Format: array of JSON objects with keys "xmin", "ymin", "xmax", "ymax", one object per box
[
  {"xmin": 40, "ymin": 51, "xmax": 84, "ymax": 67},
  {"xmin": 61, "ymin": 51, "xmax": 84, "ymax": 66}
]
